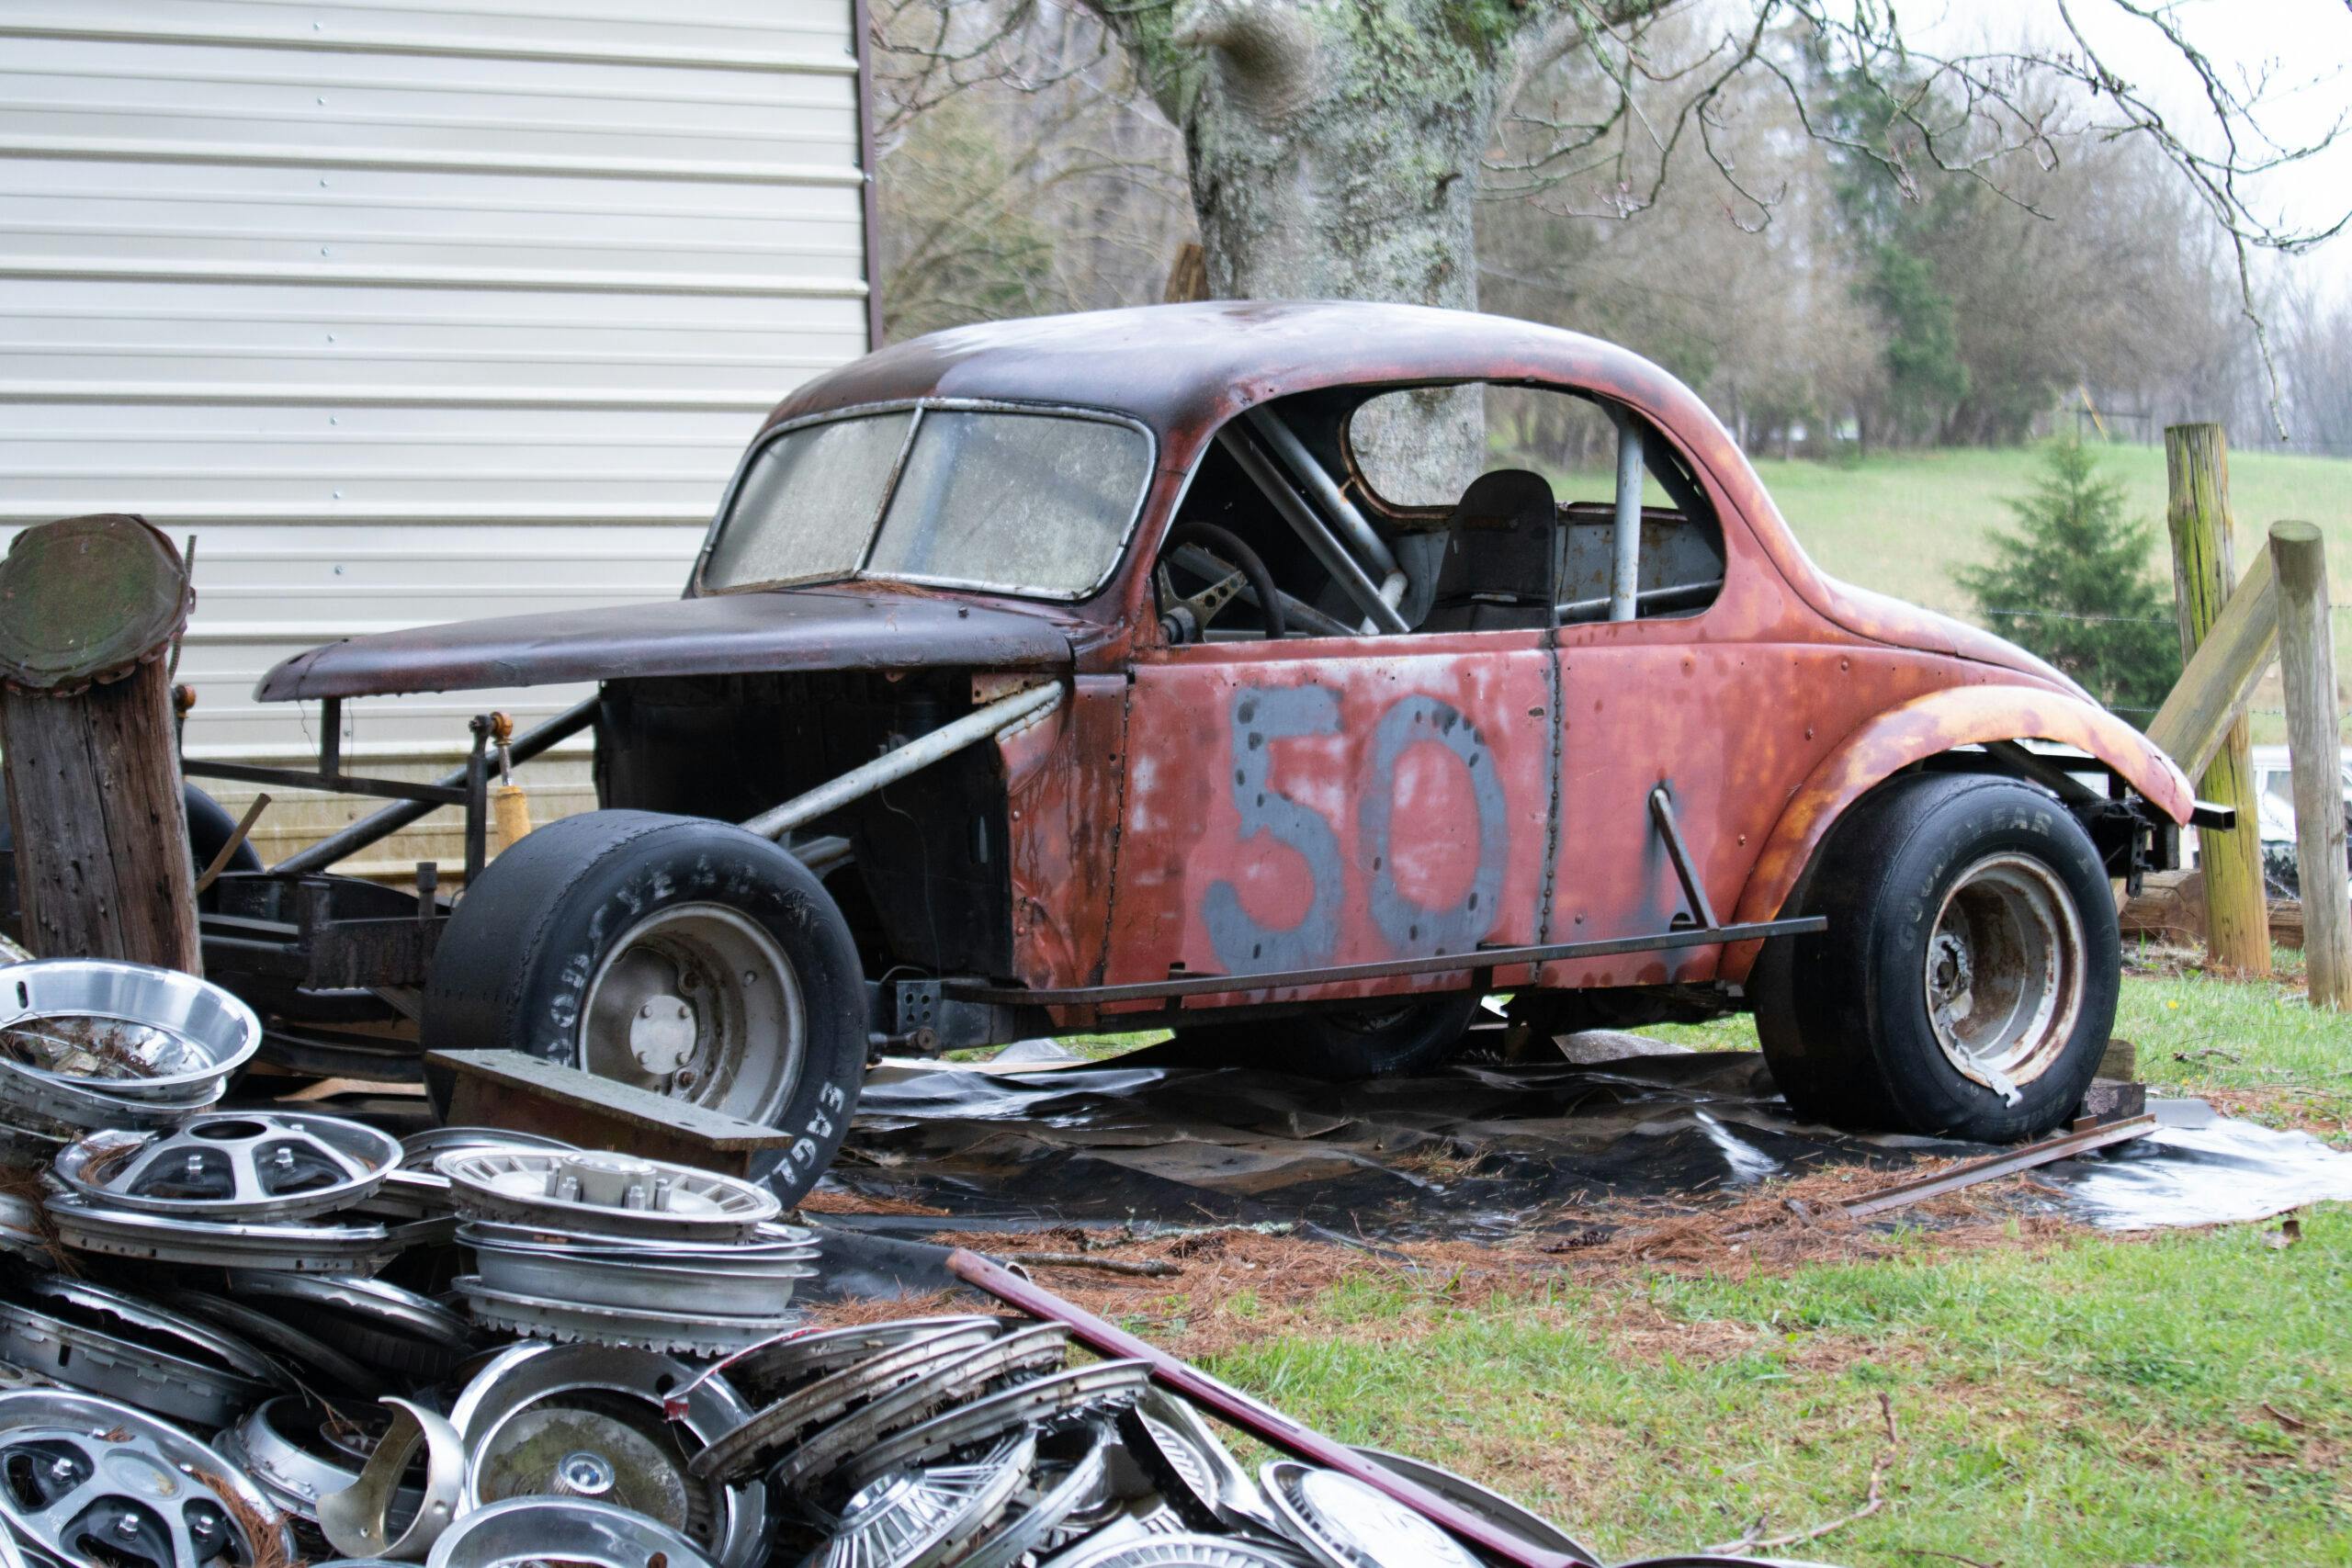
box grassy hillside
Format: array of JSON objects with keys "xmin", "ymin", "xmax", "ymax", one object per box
[{"xmin": 1747, "ymin": 443, "xmax": 2352, "ymax": 740}]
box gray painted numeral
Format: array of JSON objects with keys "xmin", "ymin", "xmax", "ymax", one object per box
[
  {"xmin": 1204, "ymin": 684, "xmax": 1509, "ymax": 975},
  {"xmin": 1360, "ymin": 694, "xmax": 1508, "ymax": 955},
  {"xmin": 1204, "ymin": 685, "xmax": 1344, "ymax": 975}
]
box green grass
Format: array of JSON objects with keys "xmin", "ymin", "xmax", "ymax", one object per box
[
  {"xmin": 940, "ymin": 972, "xmax": 2352, "ymax": 1562},
  {"xmin": 1191, "ymin": 1213, "xmax": 2351, "ymax": 1566},
  {"xmin": 1752, "ymin": 442, "xmax": 2352, "ymax": 618},
  {"xmin": 1162, "ymin": 965, "xmax": 2352, "ymax": 1566}
]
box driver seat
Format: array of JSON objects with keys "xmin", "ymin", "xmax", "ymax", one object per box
[{"xmin": 1421, "ymin": 469, "xmax": 1559, "ymax": 632}]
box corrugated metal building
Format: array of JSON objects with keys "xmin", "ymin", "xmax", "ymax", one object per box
[{"xmin": 0, "ymin": 0, "xmax": 876, "ymax": 874}]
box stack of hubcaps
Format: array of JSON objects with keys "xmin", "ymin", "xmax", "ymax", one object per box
[{"xmin": 441, "ymin": 1150, "xmax": 817, "ymax": 1353}]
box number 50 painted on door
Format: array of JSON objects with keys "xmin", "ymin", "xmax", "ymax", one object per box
[{"xmin": 1202, "ymin": 684, "xmax": 1510, "ymax": 977}]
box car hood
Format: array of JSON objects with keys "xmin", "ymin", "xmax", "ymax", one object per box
[
  {"xmin": 1815, "ymin": 576, "xmax": 2096, "ymax": 703},
  {"xmin": 254, "ymin": 585, "xmax": 1077, "ymax": 702}
]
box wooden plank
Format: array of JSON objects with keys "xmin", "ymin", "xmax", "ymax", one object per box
[
  {"xmin": 2119, "ymin": 867, "xmax": 2308, "ymax": 950},
  {"xmin": 2165, "ymin": 424, "xmax": 2269, "ymax": 975},
  {"xmin": 2269, "ymin": 521, "xmax": 2350, "ymax": 1008},
  {"xmin": 2144, "ymin": 541, "xmax": 2278, "ymax": 782},
  {"xmin": 424, "ymin": 1048, "xmax": 793, "ymax": 1179}
]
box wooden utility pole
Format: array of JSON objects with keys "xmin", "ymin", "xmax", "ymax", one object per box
[
  {"xmin": 2165, "ymin": 424, "xmax": 2269, "ymax": 975},
  {"xmin": 2269, "ymin": 521, "xmax": 2350, "ymax": 1009},
  {"xmin": 0, "ymin": 514, "xmax": 200, "ymax": 971}
]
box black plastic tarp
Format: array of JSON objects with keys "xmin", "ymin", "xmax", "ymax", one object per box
[{"xmin": 818, "ymin": 1044, "xmax": 2352, "ymax": 1245}]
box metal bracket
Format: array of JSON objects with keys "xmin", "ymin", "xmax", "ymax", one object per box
[
  {"xmin": 894, "ymin": 978, "xmax": 942, "ymax": 1040},
  {"xmin": 1646, "ymin": 784, "xmax": 1718, "ymax": 931}
]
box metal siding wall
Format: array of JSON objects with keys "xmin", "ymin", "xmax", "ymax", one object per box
[{"xmin": 0, "ymin": 0, "xmax": 869, "ymax": 866}]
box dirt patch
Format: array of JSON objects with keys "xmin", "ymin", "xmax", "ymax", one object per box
[
  {"xmin": 792, "ymin": 1159, "xmax": 2098, "ymax": 1359},
  {"xmin": 2194, "ymin": 1085, "xmax": 2352, "ymax": 1144},
  {"xmin": 797, "ymin": 1186, "xmax": 951, "ymax": 1217}
]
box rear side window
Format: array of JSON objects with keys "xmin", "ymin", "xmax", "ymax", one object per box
[{"xmin": 1345, "ymin": 385, "xmax": 1726, "ymax": 626}]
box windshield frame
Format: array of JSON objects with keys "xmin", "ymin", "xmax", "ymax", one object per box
[{"xmin": 690, "ymin": 397, "xmax": 1159, "ymax": 604}]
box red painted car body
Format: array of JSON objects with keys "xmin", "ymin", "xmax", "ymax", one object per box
[{"xmin": 265, "ymin": 301, "xmax": 2195, "ymax": 1038}]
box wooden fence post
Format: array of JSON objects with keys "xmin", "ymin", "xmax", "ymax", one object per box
[
  {"xmin": 2268, "ymin": 521, "xmax": 2350, "ymax": 1009},
  {"xmin": 0, "ymin": 514, "xmax": 200, "ymax": 972},
  {"xmin": 2165, "ymin": 423, "xmax": 2270, "ymax": 975}
]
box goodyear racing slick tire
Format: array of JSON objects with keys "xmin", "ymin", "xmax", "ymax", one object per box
[
  {"xmin": 1176, "ymin": 990, "xmax": 1483, "ymax": 1080},
  {"xmin": 0, "ymin": 779, "xmax": 260, "ymax": 940},
  {"xmin": 1751, "ymin": 773, "xmax": 2118, "ymax": 1143},
  {"xmin": 423, "ymin": 810, "xmax": 865, "ymax": 1197}
]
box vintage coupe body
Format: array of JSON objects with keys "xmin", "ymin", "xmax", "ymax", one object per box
[{"xmin": 201, "ymin": 302, "xmax": 2199, "ymax": 1194}]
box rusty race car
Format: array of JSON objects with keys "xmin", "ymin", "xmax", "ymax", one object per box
[{"xmin": 149, "ymin": 301, "xmax": 2213, "ymax": 1197}]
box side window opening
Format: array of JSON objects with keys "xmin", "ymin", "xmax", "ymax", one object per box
[
  {"xmin": 1356, "ymin": 385, "xmax": 1726, "ymax": 629},
  {"xmin": 1156, "ymin": 407, "xmax": 1409, "ymax": 642},
  {"xmin": 1155, "ymin": 383, "xmax": 1726, "ymax": 644}
]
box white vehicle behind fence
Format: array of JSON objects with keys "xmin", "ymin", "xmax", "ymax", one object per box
[{"xmin": 2242, "ymin": 745, "xmax": 2352, "ymax": 897}]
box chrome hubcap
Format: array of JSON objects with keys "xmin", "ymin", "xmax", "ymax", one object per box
[
  {"xmin": 582, "ymin": 904, "xmax": 805, "ymax": 1123},
  {"xmin": 1923, "ymin": 853, "xmax": 2085, "ymax": 1105}
]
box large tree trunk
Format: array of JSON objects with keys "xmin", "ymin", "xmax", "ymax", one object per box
[{"xmin": 1136, "ymin": 0, "xmax": 1519, "ymax": 501}]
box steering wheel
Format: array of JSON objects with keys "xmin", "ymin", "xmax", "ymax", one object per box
[{"xmin": 1156, "ymin": 522, "xmax": 1287, "ymax": 643}]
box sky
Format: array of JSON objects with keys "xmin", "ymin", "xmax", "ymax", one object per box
[{"xmin": 1922, "ymin": 0, "xmax": 2351, "ymax": 294}]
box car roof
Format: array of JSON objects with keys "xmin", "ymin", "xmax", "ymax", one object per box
[{"xmin": 764, "ymin": 300, "xmax": 1715, "ymax": 454}]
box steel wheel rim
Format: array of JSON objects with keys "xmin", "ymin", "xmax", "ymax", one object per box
[
  {"xmin": 582, "ymin": 903, "xmax": 804, "ymax": 1124},
  {"xmin": 1922, "ymin": 852, "xmax": 2086, "ymax": 1100}
]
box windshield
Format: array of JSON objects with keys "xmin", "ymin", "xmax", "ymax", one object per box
[{"xmin": 701, "ymin": 406, "xmax": 1152, "ymax": 599}]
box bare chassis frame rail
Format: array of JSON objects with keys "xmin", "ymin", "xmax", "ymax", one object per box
[{"xmin": 183, "ymin": 694, "xmax": 603, "ymax": 885}]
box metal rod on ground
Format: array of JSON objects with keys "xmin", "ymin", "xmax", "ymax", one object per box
[
  {"xmin": 2165, "ymin": 423, "xmax": 2268, "ymax": 976},
  {"xmin": 945, "ymin": 1248, "xmax": 1589, "ymax": 1568},
  {"xmin": 1831, "ymin": 1114, "xmax": 2154, "ymax": 1219},
  {"xmin": 2268, "ymin": 521, "xmax": 2350, "ymax": 1008},
  {"xmin": 270, "ymin": 694, "xmax": 599, "ymax": 875},
  {"xmin": 741, "ymin": 682, "xmax": 1064, "ymax": 841}
]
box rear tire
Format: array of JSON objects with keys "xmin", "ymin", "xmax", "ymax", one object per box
[
  {"xmin": 1751, "ymin": 773, "xmax": 2117, "ymax": 1142},
  {"xmin": 423, "ymin": 810, "xmax": 866, "ymax": 1197},
  {"xmin": 1175, "ymin": 991, "xmax": 1481, "ymax": 1080}
]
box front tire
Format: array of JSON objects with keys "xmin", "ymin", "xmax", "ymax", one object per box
[
  {"xmin": 423, "ymin": 810, "xmax": 866, "ymax": 1197},
  {"xmin": 1751, "ymin": 773, "xmax": 2117, "ymax": 1142}
]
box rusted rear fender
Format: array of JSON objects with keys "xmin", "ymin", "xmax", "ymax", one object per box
[{"xmin": 1720, "ymin": 685, "xmax": 2194, "ymax": 983}]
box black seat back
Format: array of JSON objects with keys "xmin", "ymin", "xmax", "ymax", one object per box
[{"xmin": 1422, "ymin": 468, "xmax": 1559, "ymax": 632}]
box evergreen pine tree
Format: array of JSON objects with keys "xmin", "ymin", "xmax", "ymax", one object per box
[{"xmin": 1955, "ymin": 441, "xmax": 2182, "ymax": 717}]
